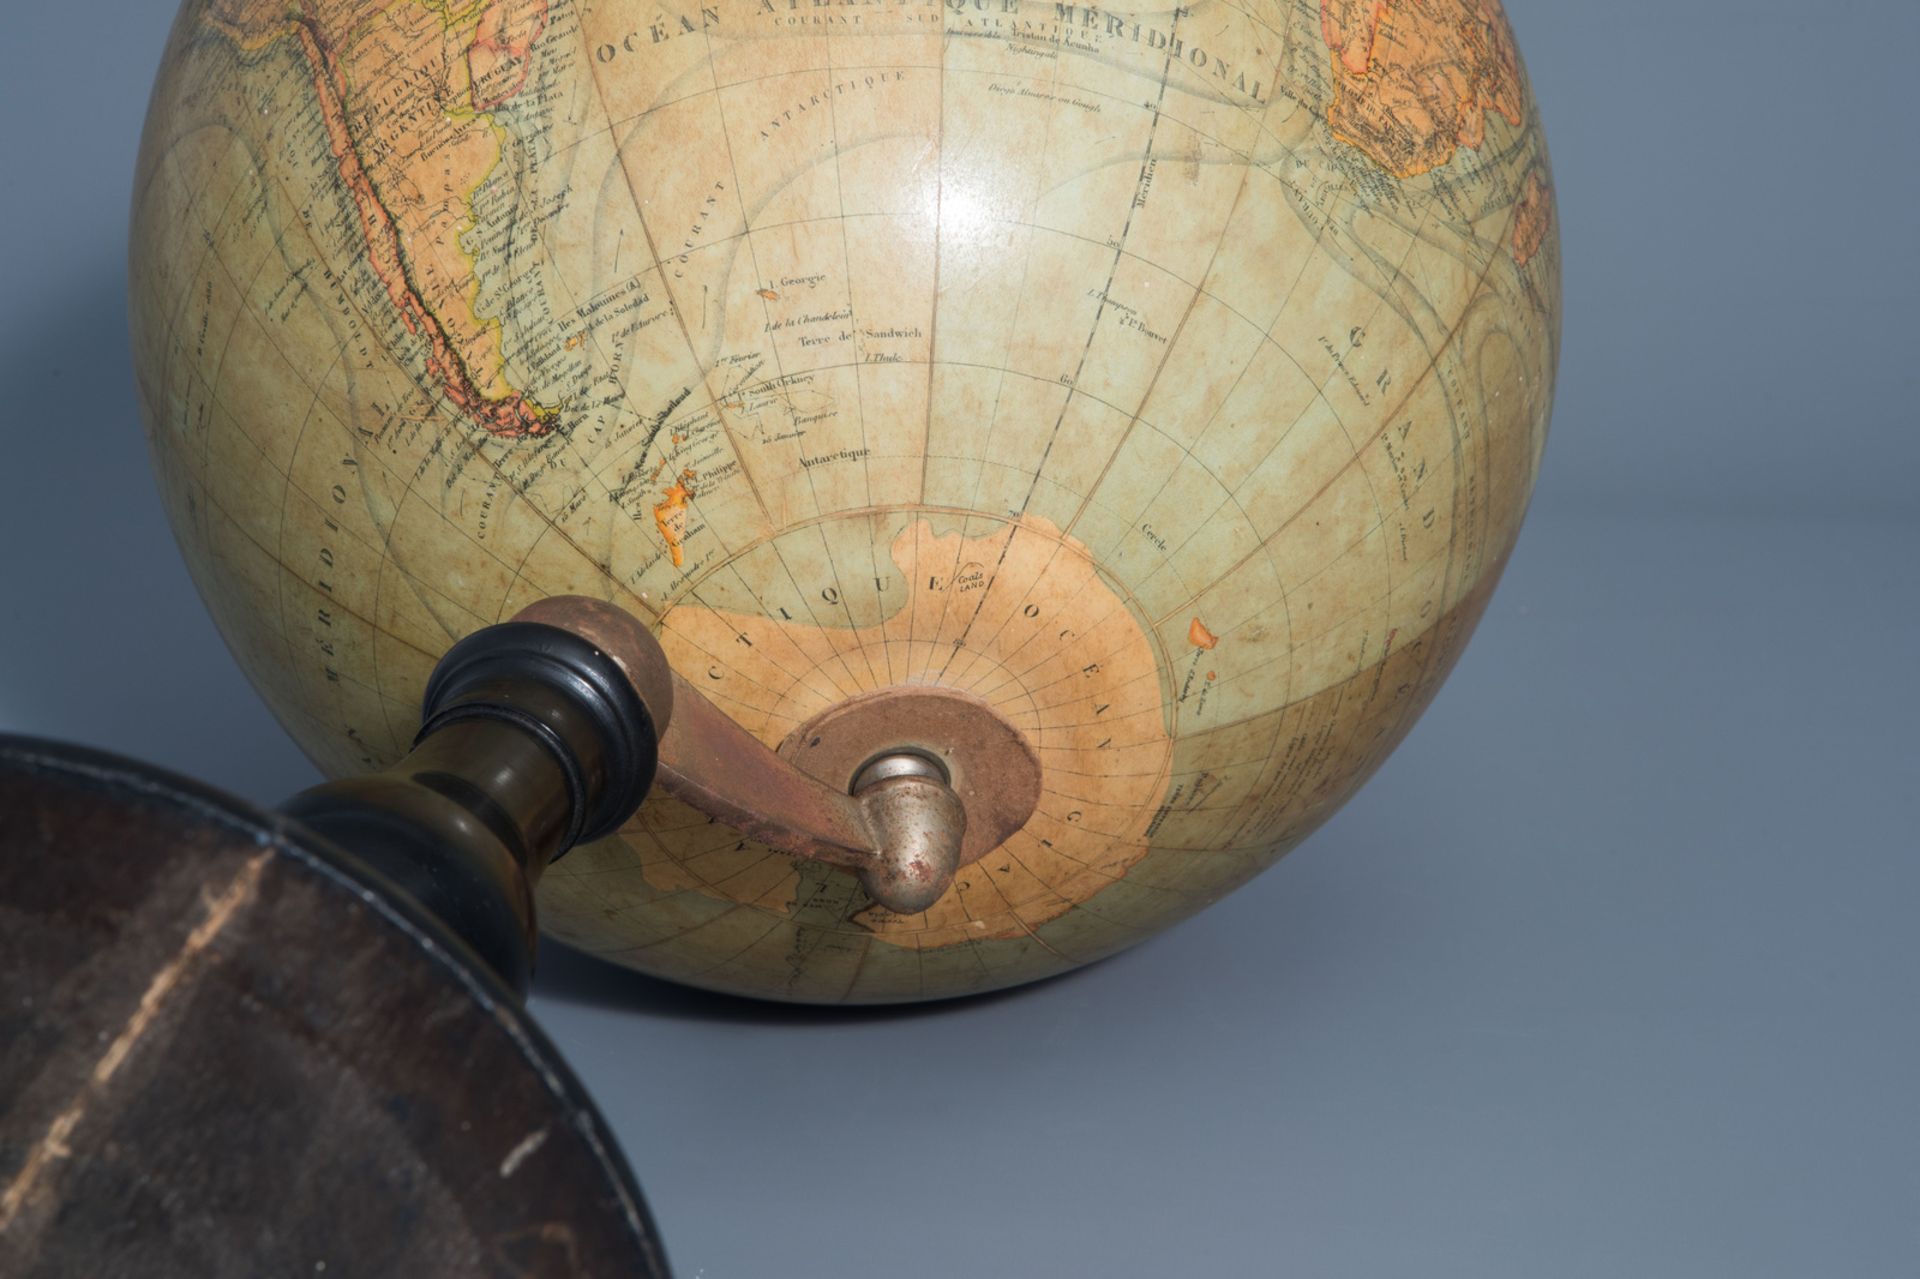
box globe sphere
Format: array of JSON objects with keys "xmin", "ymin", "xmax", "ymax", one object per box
[{"xmin": 132, "ymin": 0, "xmax": 1558, "ymax": 1002}]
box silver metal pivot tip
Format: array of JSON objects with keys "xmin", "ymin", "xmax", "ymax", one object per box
[{"xmin": 851, "ymin": 752, "xmax": 967, "ymax": 915}]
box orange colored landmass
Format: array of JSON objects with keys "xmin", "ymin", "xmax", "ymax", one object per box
[
  {"xmin": 1325, "ymin": 0, "xmax": 1391, "ymax": 76},
  {"xmin": 470, "ymin": 0, "xmax": 551, "ymax": 112},
  {"xmin": 653, "ymin": 476, "xmax": 695, "ymax": 568},
  {"xmin": 1319, "ymin": 0, "xmax": 1527, "ymax": 178},
  {"xmin": 650, "ymin": 517, "xmax": 1172, "ymax": 948},
  {"xmin": 1188, "ymin": 617, "xmax": 1220, "ymax": 650},
  {"xmin": 1511, "ymin": 169, "xmax": 1553, "ymax": 265},
  {"xmin": 208, "ymin": 1, "xmax": 557, "ymax": 439}
]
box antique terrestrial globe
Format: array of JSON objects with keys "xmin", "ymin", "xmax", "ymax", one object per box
[{"xmin": 131, "ymin": 0, "xmax": 1558, "ymax": 1004}]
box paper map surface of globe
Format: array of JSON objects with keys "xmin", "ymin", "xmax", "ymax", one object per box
[{"xmin": 132, "ymin": 0, "xmax": 1558, "ymax": 1002}]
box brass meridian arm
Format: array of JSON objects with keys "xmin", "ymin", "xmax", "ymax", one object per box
[{"xmin": 512, "ymin": 597, "xmax": 967, "ymax": 915}]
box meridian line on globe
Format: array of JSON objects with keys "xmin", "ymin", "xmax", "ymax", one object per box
[
  {"xmin": 1056, "ymin": 26, "xmax": 1299, "ymax": 547},
  {"xmin": 573, "ymin": 9, "xmax": 784, "ymax": 537},
  {"xmin": 915, "ymin": 46, "xmax": 1063, "ymax": 667},
  {"xmin": 938, "ymin": 8, "xmax": 1187, "ymax": 684},
  {"xmin": 916, "ymin": 4, "xmax": 952, "ymax": 516},
  {"xmin": 927, "ymin": 4, "xmax": 1156, "ymax": 667},
  {"xmin": 819, "ymin": 30, "xmax": 879, "ymax": 543}
]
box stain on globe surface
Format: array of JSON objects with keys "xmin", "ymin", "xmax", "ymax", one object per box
[{"xmin": 132, "ymin": 0, "xmax": 1558, "ymax": 1002}]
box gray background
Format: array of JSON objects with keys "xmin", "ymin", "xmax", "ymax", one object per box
[{"xmin": 4, "ymin": 2, "xmax": 1917, "ymax": 1274}]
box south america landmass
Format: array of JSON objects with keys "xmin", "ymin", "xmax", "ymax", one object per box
[{"xmin": 204, "ymin": 0, "xmax": 560, "ymax": 438}]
